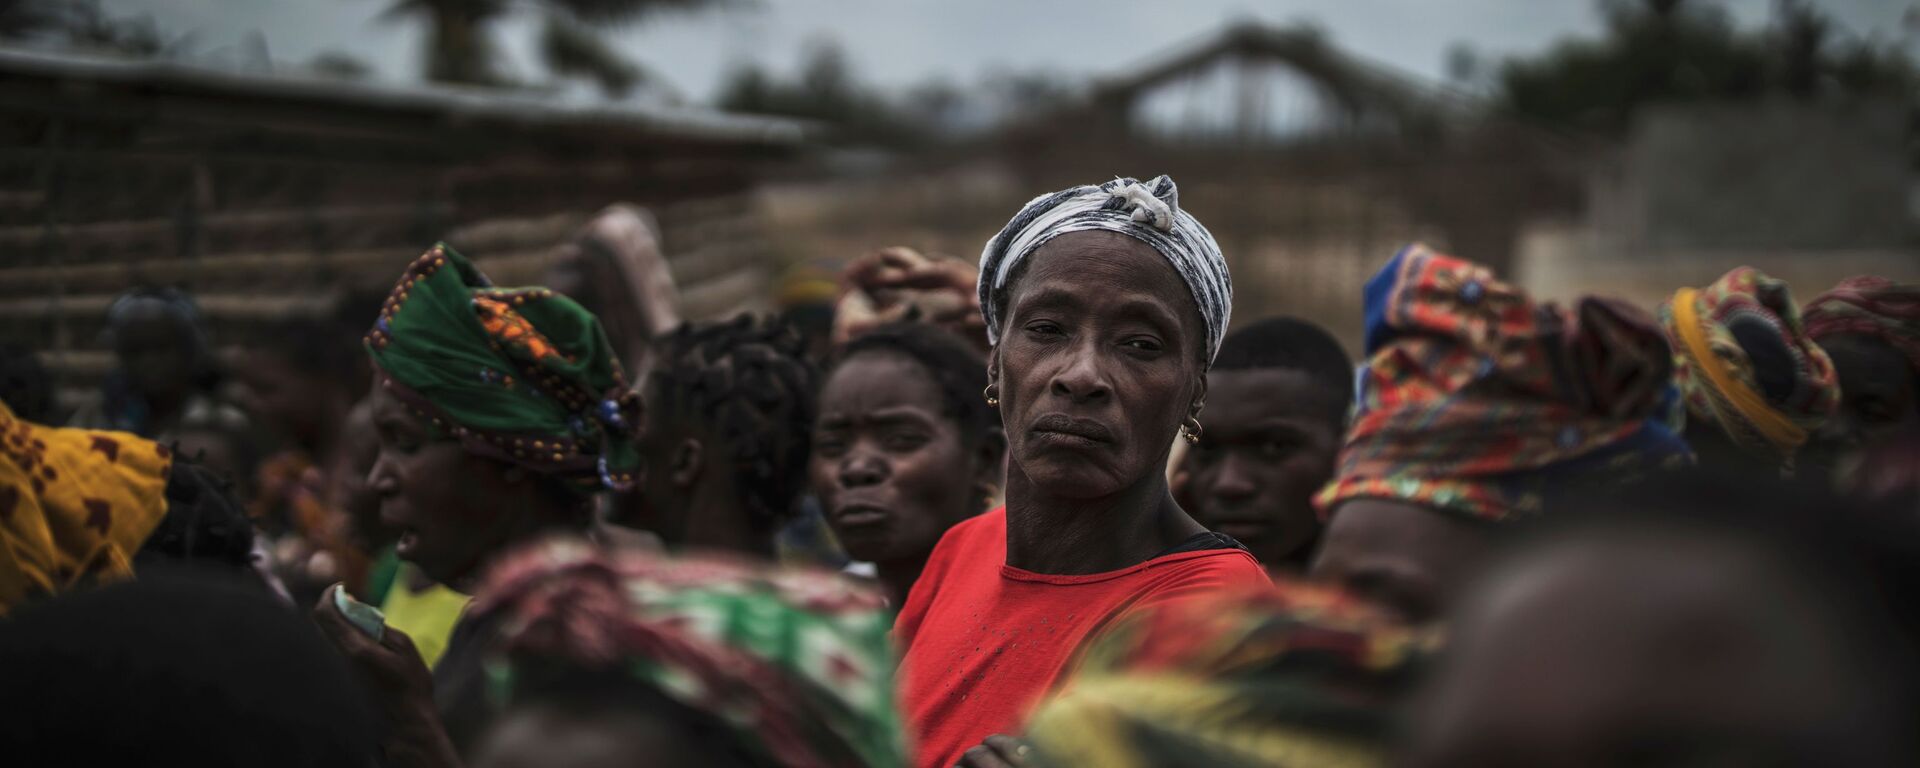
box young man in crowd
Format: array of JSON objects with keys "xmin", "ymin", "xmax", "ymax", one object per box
[{"xmin": 1175, "ymin": 316, "xmax": 1352, "ymax": 576}]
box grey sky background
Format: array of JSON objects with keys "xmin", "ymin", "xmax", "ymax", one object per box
[{"xmin": 99, "ymin": 0, "xmax": 1912, "ymax": 102}]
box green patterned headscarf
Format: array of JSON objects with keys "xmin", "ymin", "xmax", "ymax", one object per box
[
  {"xmin": 365, "ymin": 243, "xmax": 641, "ymax": 494},
  {"xmin": 474, "ymin": 537, "xmax": 905, "ymax": 768}
]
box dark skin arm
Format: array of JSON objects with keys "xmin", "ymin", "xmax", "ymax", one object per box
[{"xmin": 311, "ymin": 585, "xmax": 462, "ymax": 768}]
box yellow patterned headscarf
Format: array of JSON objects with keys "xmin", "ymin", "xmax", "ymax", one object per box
[
  {"xmin": 1659, "ymin": 267, "xmax": 1839, "ymax": 468},
  {"xmin": 0, "ymin": 400, "xmax": 171, "ymax": 614}
]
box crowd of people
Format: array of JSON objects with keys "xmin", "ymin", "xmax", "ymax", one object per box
[{"xmin": 0, "ymin": 177, "xmax": 1916, "ymax": 767}]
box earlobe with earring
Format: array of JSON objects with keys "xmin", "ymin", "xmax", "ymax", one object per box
[
  {"xmin": 1181, "ymin": 416, "xmax": 1203, "ymax": 444},
  {"xmin": 983, "ymin": 384, "xmax": 999, "ymax": 407}
]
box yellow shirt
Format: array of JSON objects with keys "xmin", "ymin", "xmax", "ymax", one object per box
[{"xmin": 379, "ymin": 565, "xmax": 471, "ymax": 669}]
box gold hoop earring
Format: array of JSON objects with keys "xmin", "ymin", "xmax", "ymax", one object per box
[
  {"xmin": 1181, "ymin": 418, "xmax": 1203, "ymax": 444},
  {"xmin": 983, "ymin": 385, "xmax": 999, "ymax": 407}
]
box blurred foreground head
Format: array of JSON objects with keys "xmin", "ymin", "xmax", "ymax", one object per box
[
  {"xmin": 1025, "ymin": 582, "xmax": 1425, "ymax": 768},
  {"xmin": 0, "ymin": 399, "xmax": 260, "ymax": 613},
  {"xmin": 0, "ymin": 567, "xmax": 376, "ymax": 766},
  {"xmin": 468, "ymin": 538, "xmax": 904, "ymax": 768},
  {"xmin": 1407, "ymin": 470, "xmax": 1920, "ymax": 767},
  {"xmin": 1310, "ymin": 244, "xmax": 1690, "ymax": 623}
]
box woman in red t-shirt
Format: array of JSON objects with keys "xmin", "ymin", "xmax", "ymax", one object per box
[{"xmin": 894, "ymin": 176, "xmax": 1271, "ymax": 768}]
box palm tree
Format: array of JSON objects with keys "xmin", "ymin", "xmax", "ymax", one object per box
[{"xmin": 380, "ymin": 0, "xmax": 741, "ymax": 89}]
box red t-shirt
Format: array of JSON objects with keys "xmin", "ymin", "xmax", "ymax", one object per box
[{"xmin": 893, "ymin": 508, "xmax": 1269, "ymax": 768}]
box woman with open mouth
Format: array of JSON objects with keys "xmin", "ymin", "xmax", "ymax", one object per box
[
  {"xmin": 811, "ymin": 321, "xmax": 1006, "ymax": 608},
  {"xmin": 314, "ymin": 242, "xmax": 644, "ymax": 761},
  {"xmin": 892, "ymin": 176, "xmax": 1272, "ymax": 768}
]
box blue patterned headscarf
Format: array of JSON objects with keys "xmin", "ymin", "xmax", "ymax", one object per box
[{"xmin": 977, "ymin": 176, "xmax": 1233, "ymax": 364}]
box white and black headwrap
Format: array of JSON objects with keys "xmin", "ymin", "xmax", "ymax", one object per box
[{"xmin": 977, "ymin": 175, "xmax": 1233, "ymax": 364}]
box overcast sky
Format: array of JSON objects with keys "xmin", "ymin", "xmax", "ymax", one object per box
[{"xmin": 99, "ymin": 0, "xmax": 1911, "ymax": 102}]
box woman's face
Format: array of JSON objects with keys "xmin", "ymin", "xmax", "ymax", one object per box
[
  {"xmin": 111, "ymin": 301, "xmax": 197, "ymax": 403},
  {"xmin": 234, "ymin": 350, "xmax": 335, "ymax": 448},
  {"xmin": 811, "ymin": 351, "xmax": 983, "ymax": 565},
  {"xmin": 994, "ymin": 231, "xmax": 1206, "ymax": 499},
  {"xmin": 1804, "ymin": 333, "xmax": 1919, "ymax": 478},
  {"xmin": 1308, "ymin": 498, "xmax": 1495, "ymax": 625},
  {"xmin": 365, "ymin": 381, "xmax": 525, "ymax": 587}
]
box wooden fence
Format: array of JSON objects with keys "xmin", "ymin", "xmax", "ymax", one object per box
[{"xmin": 0, "ymin": 49, "xmax": 802, "ymax": 412}]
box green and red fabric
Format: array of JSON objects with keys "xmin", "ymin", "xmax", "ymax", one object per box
[
  {"xmin": 1314, "ymin": 244, "xmax": 1691, "ymax": 522},
  {"xmin": 1024, "ymin": 581, "xmax": 1426, "ymax": 768},
  {"xmin": 1803, "ymin": 275, "xmax": 1920, "ymax": 377},
  {"xmin": 474, "ymin": 538, "xmax": 905, "ymax": 768},
  {"xmin": 365, "ymin": 243, "xmax": 641, "ymax": 493},
  {"xmin": 1658, "ymin": 267, "xmax": 1839, "ymax": 466}
]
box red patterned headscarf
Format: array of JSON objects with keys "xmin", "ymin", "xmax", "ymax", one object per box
[
  {"xmin": 1659, "ymin": 267, "xmax": 1839, "ymax": 468},
  {"xmin": 1803, "ymin": 276, "xmax": 1920, "ymax": 377},
  {"xmin": 1314, "ymin": 244, "xmax": 1691, "ymax": 522}
]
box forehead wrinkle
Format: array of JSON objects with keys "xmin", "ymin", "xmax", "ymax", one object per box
[
  {"xmin": 818, "ymin": 408, "xmax": 934, "ymax": 425},
  {"xmin": 1013, "ymin": 246, "xmax": 1201, "ymax": 345}
]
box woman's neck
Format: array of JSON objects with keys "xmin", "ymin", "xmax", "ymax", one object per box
[
  {"xmin": 142, "ymin": 390, "xmax": 188, "ymax": 432},
  {"xmin": 683, "ymin": 476, "xmax": 776, "ymax": 560},
  {"xmin": 454, "ymin": 509, "xmax": 591, "ymax": 593},
  {"xmin": 874, "ymin": 554, "xmax": 931, "ymax": 607},
  {"xmin": 1002, "ymin": 461, "xmax": 1205, "ymax": 575}
]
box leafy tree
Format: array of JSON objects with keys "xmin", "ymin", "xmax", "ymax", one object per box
[
  {"xmin": 716, "ymin": 40, "xmax": 927, "ymax": 147},
  {"xmin": 379, "ymin": 0, "xmax": 740, "ymax": 88},
  {"xmin": 0, "ymin": 0, "xmax": 164, "ymax": 57},
  {"xmin": 1493, "ymin": 0, "xmax": 1916, "ymax": 135},
  {"xmin": 539, "ymin": 13, "xmax": 646, "ymax": 97}
]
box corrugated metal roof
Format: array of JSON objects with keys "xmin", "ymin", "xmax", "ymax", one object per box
[{"xmin": 0, "ymin": 45, "xmax": 810, "ymax": 146}]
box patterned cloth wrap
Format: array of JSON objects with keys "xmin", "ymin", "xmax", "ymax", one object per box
[
  {"xmin": 978, "ymin": 175, "xmax": 1233, "ymax": 363},
  {"xmin": 1315, "ymin": 244, "xmax": 1691, "ymax": 522},
  {"xmin": 0, "ymin": 400, "xmax": 171, "ymax": 614},
  {"xmin": 1658, "ymin": 267, "xmax": 1839, "ymax": 466},
  {"xmin": 365, "ymin": 243, "xmax": 642, "ymax": 494},
  {"xmin": 1802, "ymin": 275, "xmax": 1920, "ymax": 377},
  {"xmin": 1025, "ymin": 581, "xmax": 1426, "ymax": 768},
  {"xmin": 472, "ymin": 537, "xmax": 905, "ymax": 768}
]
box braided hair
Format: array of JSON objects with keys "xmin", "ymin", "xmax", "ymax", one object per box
[{"xmin": 648, "ymin": 315, "xmax": 818, "ymax": 529}]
